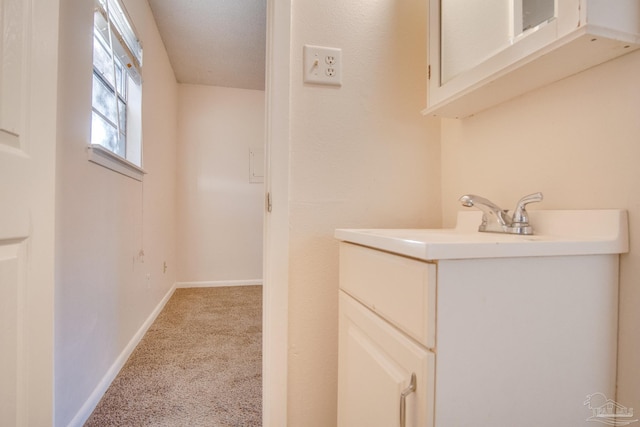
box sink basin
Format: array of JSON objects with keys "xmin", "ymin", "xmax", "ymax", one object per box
[{"xmin": 335, "ymin": 210, "xmax": 628, "ymax": 260}]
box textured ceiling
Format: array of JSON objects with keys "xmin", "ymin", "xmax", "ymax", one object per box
[{"xmin": 147, "ymin": 0, "xmax": 266, "ymax": 90}]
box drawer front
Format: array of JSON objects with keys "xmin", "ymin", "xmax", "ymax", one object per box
[{"xmin": 339, "ymin": 242, "xmax": 436, "ymax": 349}]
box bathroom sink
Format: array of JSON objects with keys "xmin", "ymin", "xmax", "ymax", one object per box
[{"xmin": 335, "ymin": 210, "xmax": 628, "ymax": 260}]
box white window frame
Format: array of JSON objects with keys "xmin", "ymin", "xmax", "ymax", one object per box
[{"xmin": 88, "ymin": 0, "xmax": 146, "ymax": 181}]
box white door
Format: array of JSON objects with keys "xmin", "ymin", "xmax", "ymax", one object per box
[
  {"xmin": 0, "ymin": 0, "xmax": 58, "ymax": 425},
  {"xmin": 338, "ymin": 292, "xmax": 435, "ymax": 427}
]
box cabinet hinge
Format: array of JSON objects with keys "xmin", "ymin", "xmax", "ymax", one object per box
[
  {"xmin": 266, "ymin": 192, "xmax": 272, "ymax": 213},
  {"xmin": 428, "ymin": 65, "xmax": 431, "ymax": 80}
]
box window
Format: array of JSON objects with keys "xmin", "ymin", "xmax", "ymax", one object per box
[{"xmin": 89, "ymin": 0, "xmax": 144, "ymax": 179}]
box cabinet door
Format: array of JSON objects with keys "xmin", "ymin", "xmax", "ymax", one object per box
[
  {"xmin": 428, "ymin": 0, "xmax": 576, "ymax": 114},
  {"xmin": 338, "ymin": 292, "xmax": 434, "ymax": 427}
]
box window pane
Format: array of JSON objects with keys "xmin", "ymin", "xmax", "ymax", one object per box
[
  {"xmin": 92, "ymin": 73, "xmax": 117, "ymax": 124},
  {"xmin": 91, "ymin": 111, "xmax": 117, "ymax": 150},
  {"xmin": 94, "ymin": 12, "xmax": 127, "ymax": 98},
  {"xmin": 115, "ymin": 62, "xmax": 126, "ymax": 97},
  {"xmin": 118, "ymin": 98, "xmax": 126, "ymax": 132},
  {"xmin": 93, "ymin": 34, "xmax": 114, "ymax": 83},
  {"xmin": 94, "ymin": 37, "xmax": 128, "ymax": 99},
  {"xmin": 91, "ymin": 111, "xmax": 126, "ymax": 157}
]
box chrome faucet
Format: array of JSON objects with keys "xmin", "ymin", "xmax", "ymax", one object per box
[{"xmin": 459, "ymin": 192, "xmax": 543, "ymax": 235}]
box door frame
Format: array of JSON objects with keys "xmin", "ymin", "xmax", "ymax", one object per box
[{"xmin": 262, "ymin": 0, "xmax": 291, "ymax": 425}]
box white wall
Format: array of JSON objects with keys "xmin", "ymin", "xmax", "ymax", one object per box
[
  {"xmin": 287, "ymin": 0, "xmax": 441, "ymax": 424},
  {"xmin": 54, "ymin": 0, "xmax": 178, "ymax": 425},
  {"xmin": 440, "ymin": 50, "xmax": 640, "ymax": 416},
  {"xmin": 176, "ymin": 84, "xmax": 264, "ymax": 283}
]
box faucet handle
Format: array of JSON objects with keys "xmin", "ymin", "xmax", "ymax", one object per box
[{"xmin": 512, "ymin": 192, "xmax": 543, "ymax": 225}]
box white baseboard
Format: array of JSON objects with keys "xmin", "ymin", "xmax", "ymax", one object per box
[
  {"xmin": 175, "ymin": 279, "xmax": 263, "ymax": 288},
  {"xmin": 67, "ymin": 283, "xmax": 177, "ymax": 427}
]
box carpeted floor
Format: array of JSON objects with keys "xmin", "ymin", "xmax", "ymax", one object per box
[{"xmin": 84, "ymin": 286, "xmax": 262, "ymax": 427}]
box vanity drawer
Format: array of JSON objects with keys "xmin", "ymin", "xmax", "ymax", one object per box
[{"xmin": 339, "ymin": 242, "xmax": 436, "ymax": 348}]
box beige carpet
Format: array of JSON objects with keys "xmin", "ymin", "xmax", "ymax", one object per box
[{"xmin": 84, "ymin": 286, "xmax": 262, "ymax": 427}]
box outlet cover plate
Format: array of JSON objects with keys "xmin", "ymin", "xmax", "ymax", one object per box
[{"xmin": 303, "ymin": 45, "xmax": 342, "ymax": 86}]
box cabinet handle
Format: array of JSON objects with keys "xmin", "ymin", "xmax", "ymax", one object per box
[{"xmin": 399, "ymin": 372, "xmax": 417, "ymax": 427}]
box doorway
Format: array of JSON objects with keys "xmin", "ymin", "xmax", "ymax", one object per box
[{"xmin": 146, "ymin": 0, "xmax": 292, "ymax": 425}]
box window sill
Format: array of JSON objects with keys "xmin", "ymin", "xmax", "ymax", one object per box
[{"xmin": 87, "ymin": 144, "xmax": 146, "ymax": 181}]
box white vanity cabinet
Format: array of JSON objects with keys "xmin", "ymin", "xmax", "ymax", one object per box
[
  {"xmin": 338, "ymin": 243, "xmax": 436, "ymax": 427},
  {"xmin": 424, "ymin": 0, "xmax": 640, "ymax": 118},
  {"xmin": 336, "ymin": 210, "xmax": 628, "ymax": 427}
]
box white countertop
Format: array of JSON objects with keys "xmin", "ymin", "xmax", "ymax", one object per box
[{"xmin": 335, "ymin": 210, "xmax": 629, "ymax": 261}]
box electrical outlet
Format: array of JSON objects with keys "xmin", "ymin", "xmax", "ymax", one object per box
[{"xmin": 303, "ymin": 45, "xmax": 342, "ymax": 86}]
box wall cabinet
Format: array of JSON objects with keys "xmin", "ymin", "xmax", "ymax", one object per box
[
  {"xmin": 424, "ymin": 0, "xmax": 640, "ymax": 118},
  {"xmin": 337, "ymin": 241, "xmax": 619, "ymax": 427}
]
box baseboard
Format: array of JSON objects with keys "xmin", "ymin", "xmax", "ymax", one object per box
[
  {"xmin": 175, "ymin": 279, "xmax": 263, "ymax": 288},
  {"xmin": 67, "ymin": 283, "xmax": 177, "ymax": 427}
]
